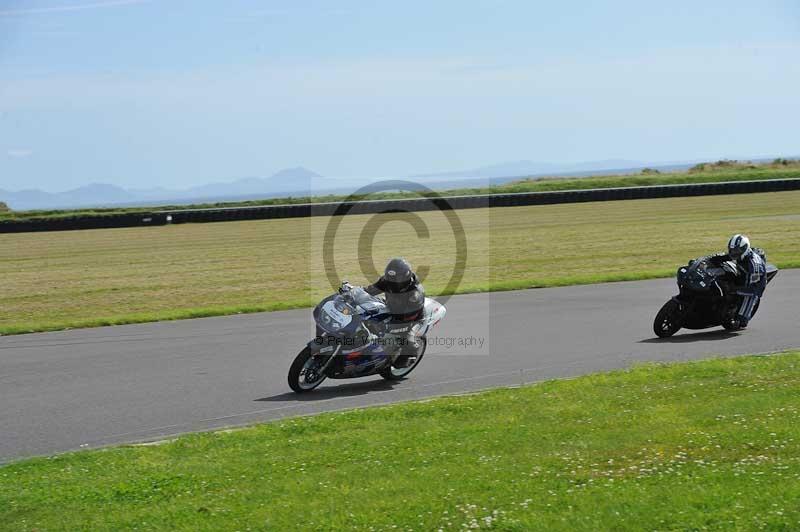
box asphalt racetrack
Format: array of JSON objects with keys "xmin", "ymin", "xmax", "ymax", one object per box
[{"xmin": 2, "ymin": 271, "xmax": 798, "ymax": 462}]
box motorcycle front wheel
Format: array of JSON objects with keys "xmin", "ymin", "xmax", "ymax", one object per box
[
  {"xmin": 653, "ymin": 299, "xmax": 683, "ymax": 338},
  {"xmin": 288, "ymin": 346, "xmax": 328, "ymax": 393}
]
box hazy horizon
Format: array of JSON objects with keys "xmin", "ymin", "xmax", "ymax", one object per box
[{"xmin": 2, "ymin": 0, "xmax": 799, "ymax": 193}]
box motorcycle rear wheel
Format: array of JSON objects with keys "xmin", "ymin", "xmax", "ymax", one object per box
[
  {"xmin": 288, "ymin": 346, "xmax": 328, "ymax": 393},
  {"xmin": 653, "ymin": 300, "xmax": 683, "ymax": 338},
  {"xmin": 380, "ymin": 338, "xmax": 427, "ymax": 381}
]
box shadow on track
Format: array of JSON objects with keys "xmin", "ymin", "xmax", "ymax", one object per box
[
  {"xmin": 255, "ymin": 378, "xmax": 402, "ymax": 402},
  {"xmin": 639, "ymin": 329, "xmax": 741, "ymax": 344}
]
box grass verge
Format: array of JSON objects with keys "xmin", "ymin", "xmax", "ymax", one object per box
[
  {"xmin": 2, "ymin": 351, "xmax": 800, "ymax": 530},
  {"xmin": 1, "ymin": 190, "xmax": 799, "ymax": 335}
]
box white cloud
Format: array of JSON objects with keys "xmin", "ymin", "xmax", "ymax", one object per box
[
  {"xmin": 7, "ymin": 149, "xmax": 33, "ymax": 158},
  {"xmin": 0, "ymin": 0, "xmax": 150, "ymax": 17}
]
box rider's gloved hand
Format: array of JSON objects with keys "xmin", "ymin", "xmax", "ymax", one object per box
[{"xmin": 339, "ymin": 281, "xmax": 352, "ymax": 294}]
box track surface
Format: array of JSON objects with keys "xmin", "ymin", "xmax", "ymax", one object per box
[{"xmin": 2, "ymin": 272, "xmax": 798, "ymax": 462}]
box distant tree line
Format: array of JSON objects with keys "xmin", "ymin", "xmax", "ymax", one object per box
[
  {"xmin": 0, "ymin": 201, "xmax": 10, "ymax": 212},
  {"xmin": 688, "ymin": 158, "xmax": 800, "ymax": 174}
]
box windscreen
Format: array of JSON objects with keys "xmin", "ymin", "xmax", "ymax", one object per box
[{"xmin": 317, "ymin": 298, "xmax": 355, "ymax": 332}]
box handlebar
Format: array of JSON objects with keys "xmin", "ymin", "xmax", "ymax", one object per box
[{"xmin": 338, "ymin": 281, "xmax": 355, "ymax": 294}]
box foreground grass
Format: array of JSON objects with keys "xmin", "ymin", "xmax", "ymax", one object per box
[
  {"xmin": 2, "ymin": 351, "xmax": 800, "ymax": 530},
  {"xmin": 2, "ymin": 161, "xmax": 799, "ymax": 222},
  {"xmin": 1, "ymin": 190, "xmax": 799, "ymax": 334}
]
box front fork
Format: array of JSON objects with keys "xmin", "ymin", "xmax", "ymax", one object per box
[
  {"xmin": 670, "ymin": 294, "xmax": 693, "ymax": 325},
  {"xmin": 307, "ymin": 340, "xmax": 341, "ymax": 376},
  {"xmin": 671, "ymin": 295, "xmax": 690, "ymax": 311}
]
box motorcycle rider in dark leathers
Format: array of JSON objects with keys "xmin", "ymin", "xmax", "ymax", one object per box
[
  {"xmin": 696, "ymin": 234, "xmax": 767, "ymax": 328},
  {"xmin": 365, "ymin": 257, "xmax": 425, "ymax": 367}
]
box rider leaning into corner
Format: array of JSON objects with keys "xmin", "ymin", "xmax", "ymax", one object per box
[
  {"xmin": 696, "ymin": 234, "xmax": 767, "ymax": 328},
  {"xmin": 365, "ymin": 257, "xmax": 425, "ymax": 368}
]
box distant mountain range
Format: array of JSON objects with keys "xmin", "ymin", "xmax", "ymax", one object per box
[
  {"xmin": 1, "ymin": 157, "xmax": 787, "ymax": 211},
  {"xmin": 0, "ymin": 167, "xmax": 325, "ymax": 211},
  {"xmin": 412, "ymin": 159, "xmax": 649, "ymax": 179}
]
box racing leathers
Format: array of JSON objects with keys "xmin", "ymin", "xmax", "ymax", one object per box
[
  {"xmin": 365, "ymin": 274, "xmax": 425, "ymax": 366},
  {"xmin": 701, "ymin": 249, "xmax": 767, "ymax": 327},
  {"xmin": 732, "ymin": 250, "xmax": 767, "ymax": 326}
]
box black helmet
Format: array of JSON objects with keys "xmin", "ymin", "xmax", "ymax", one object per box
[
  {"xmin": 384, "ymin": 257, "xmax": 413, "ymax": 290},
  {"xmin": 728, "ymin": 234, "xmax": 752, "ymax": 261}
]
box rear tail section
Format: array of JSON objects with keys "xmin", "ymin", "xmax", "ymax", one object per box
[{"xmin": 766, "ymin": 263, "xmax": 779, "ymax": 283}]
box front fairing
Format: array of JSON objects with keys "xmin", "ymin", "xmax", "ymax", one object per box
[
  {"xmin": 674, "ymin": 258, "xmax": 738, "ymax": 330},
  {"xmin": 301, "ymin": 288, "xmax": 396, "ymax": 381},
  {"xmin": 677, "ymin": 259, "xmax": 729, "ymax": 294},
  {"xmin": 313, "ymin": 288, "xmax": 390, "ymax": 335},
  {"xmin": 314, "ymin": 295, "xmax": 363, "ymax": 335}
]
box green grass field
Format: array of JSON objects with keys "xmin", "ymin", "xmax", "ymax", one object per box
[
  {"xmin": 2, "ymin": 351, "xmax": 799, "ymax": 530},
  {"xmin": 1, "ymin": 160, "xmax": 798, "ymax": 222},
  {"xmin": 1, "ymin": 190, "xmax": 799, "ymax": 334}
]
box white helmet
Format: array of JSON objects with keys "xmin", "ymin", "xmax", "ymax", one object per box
[{"xmin": 728, "ymin": 234, "xmax": 752, "ymax": 261}]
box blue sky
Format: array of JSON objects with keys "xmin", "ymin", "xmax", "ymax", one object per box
[{"xmin": 0, "ymin": 0, "xmax": 798, "ymax": 191}]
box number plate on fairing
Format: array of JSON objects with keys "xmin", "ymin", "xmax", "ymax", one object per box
[{"xmin": 319, "ymin": 300, "xmax": 353, "ymax": 330}]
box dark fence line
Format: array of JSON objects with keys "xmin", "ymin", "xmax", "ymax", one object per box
[
  {"xmin": 2, "ymin": 178, "xmax": 799, "ymax": 233},
  {"xmin": 0, "ymin": 212, "xmax": 168, "ymax": 234}
]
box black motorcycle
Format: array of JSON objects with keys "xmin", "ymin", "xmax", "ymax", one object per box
[{"xmin": 653, "ymin": 254, "xmax": 778, "ymax": 338}]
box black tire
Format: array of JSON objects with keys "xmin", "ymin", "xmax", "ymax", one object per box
[
  {"xmin": 721, "ymin": 319, "xmax": 741, "ymax": 331},
  {"xmin": 288, "ymin": 346, "xmax": 327, "ymax": 393},
  {"xmin": 653, "ymin": 300, "xmax": 683, "ymax": 338},
  {"xmin": 380, "ymin": 338, "xmax": 426, "ymax": 381}
]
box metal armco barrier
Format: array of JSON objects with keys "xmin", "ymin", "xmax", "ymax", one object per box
[
  {"xmin": 2, "ymin": 178, "xmax": 799, "ymax": 233},
  {"xmin": 0, "ymin": 213, "xmax": 169, "ymax": 234}
]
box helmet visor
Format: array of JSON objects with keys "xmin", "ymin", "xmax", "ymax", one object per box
[
  {"xmin": 729, "ymin": 245, "xmax": 749, "ymax": 260},
  {"xmin": 384, "ymin": 277, "xmax": 413, "ymax": 292}
]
